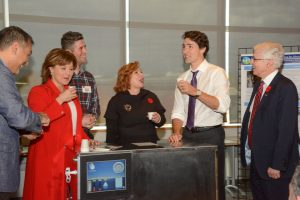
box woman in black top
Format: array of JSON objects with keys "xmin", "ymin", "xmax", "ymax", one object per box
[{"xmin": 105, "ymin": 61, "xmax": 166, "ymax": 145}]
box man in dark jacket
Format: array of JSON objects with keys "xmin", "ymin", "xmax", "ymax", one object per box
[{"xmin": 240, "ymin": 41, "xmax": 299, "ymax": 200}]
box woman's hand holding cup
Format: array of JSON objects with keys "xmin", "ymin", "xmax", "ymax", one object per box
[
  {"xmin": 82, "ymin": 114, "xmax": 96, "ymax": 128},
  {"xmin": 56, "ymin": 86, "xmax": 77, "ymax": 104},
  {"xmin": 148, "ymin": 112, "xmax": 161, "ymax": 123}
]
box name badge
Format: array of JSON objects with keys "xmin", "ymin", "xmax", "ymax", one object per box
[{"xmin": 82, "ymin": 86, "xmax": 92, "ymax": 93}]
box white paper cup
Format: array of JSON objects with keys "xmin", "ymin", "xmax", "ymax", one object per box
[
  {"xmin": 147, "ymin": 112, "xmax": 155, "ymax": 120},
  {"xmin": 80, "ymin": 139, "xmax": 89, "ymax": 153}
]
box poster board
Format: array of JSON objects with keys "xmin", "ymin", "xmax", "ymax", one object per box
[{"xmin": 240, "ymin": 52, "xmax": 300, "ymax": 129}]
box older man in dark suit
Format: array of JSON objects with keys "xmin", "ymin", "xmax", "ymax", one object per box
[
  {"xmin": 240, "ymin": 41, "xmax": 299, "ymax": 200},
  {"xmin": 0, "ymin": 26, "xmax": 49, "ymax": 200}
]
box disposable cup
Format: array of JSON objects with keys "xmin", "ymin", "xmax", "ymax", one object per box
[
  {"xmin": 147, "ymin": 112, "xmax": 155, "ymax": 120},
  {"xmin": 81, "ymin": 139, "xmax": 89, "ymax": 153}
]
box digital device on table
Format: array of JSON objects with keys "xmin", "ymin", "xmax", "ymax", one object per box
[{"xmin": 78, "ymin": 152, "xmax": 131, "ymax": 200}]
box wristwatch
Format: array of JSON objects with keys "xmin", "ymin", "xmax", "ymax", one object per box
[{"xmin": 194, "ymin": 90, "xmax": 202, "ymax": 98}]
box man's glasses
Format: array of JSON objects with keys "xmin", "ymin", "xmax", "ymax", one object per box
[
  {"xmin": 251, "ymin": 58, "xmax": 271, "ymax": 63},
  {"xmin": 251, "ymin": 58, "xmax": 271, "ymax": 61}
]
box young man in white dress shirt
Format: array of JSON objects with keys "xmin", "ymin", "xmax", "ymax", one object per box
[{"xmin": 169, "ymin": 31, "xmax": 230, "ymax": 200}]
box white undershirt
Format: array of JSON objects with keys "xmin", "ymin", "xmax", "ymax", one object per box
[{"xmin": 68, "ymin": 101, "xmax": 77, "ymax": 136}]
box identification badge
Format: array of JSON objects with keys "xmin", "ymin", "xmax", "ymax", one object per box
[{"xmin": 82, "ymin": 86, "xmax": 92, "ymax": 93}]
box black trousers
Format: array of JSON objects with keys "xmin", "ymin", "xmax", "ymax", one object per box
[
  {"xmin": 0, "ymin": 192, "xmax": 11, "ymax": 200},
  {"xmin": 183, "ymin": 126, "xmax": 225, "ymax": 200},
  {"xmin": 250, "ymin": 159, "xmax": 290, "ymax": 200}
]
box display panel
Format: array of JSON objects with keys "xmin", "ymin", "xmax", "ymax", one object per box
[
  {"xmin": 79, "ymin": 152, "xmax": 131, "ymax": 200},
  {"xmin": 86, "ymin": 159, "xmax": 126, "ymax": 193}
]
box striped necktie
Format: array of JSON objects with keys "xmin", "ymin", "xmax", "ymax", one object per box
[{"xmin": 248, "ymin": 81, "xmax": 264, "ymax": 149}]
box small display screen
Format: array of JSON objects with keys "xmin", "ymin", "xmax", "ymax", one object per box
[{"xmin": 86, "ymin": 159, "xmax": 126, "ymax": 193}]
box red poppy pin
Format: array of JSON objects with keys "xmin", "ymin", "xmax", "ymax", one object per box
[
  {"xmin": 147, "ymin": 98, "xmax": 154, "ymax": 104},
  {"xmin": 265, "ymin": 86, "xmax": 272, "ymax": 94}
]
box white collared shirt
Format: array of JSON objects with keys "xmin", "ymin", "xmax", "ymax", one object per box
[
  {"xmin": 171, "ymin": 59, "xmax": 230, "ymax": 126},
  {"xmin": 249, "ymin": 70, "xmax": 278, "ymax": 113}
]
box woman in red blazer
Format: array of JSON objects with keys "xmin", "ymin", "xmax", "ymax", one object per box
[{"xmin": 23, "ymin": 48, "xmax": 92, "ymax": 200}]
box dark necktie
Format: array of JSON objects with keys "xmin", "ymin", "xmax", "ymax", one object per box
[
  {"xmin": 248, "ymin": 81, "xmax": 264, "ymax": 149},
  {"xmin": 186, "ymin": 71, "xmax": 199, "ymax": 130}
]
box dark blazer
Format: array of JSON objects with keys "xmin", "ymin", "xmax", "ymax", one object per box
[{"xmin": 240, "ymin": 72, "xmax": 299, "ymax": 179}]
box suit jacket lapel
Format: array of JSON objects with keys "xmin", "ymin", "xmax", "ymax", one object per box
[{"xmin": 258, "ymin": 72, "xmax": 282, "ymax": 108}]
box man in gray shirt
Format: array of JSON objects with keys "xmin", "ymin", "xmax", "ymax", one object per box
[{"xmin": 0, "ymin": 26, "xmax": 49, "ymax": 200}]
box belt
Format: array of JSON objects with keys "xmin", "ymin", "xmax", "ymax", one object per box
[{"xmin": 185, "ymin": 124, "xmax": 222, "ymax": 133}]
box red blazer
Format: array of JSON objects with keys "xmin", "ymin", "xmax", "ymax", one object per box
[{"xmin": 23, "ymin": 79, "xmax": 88, "ymax": 200}]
